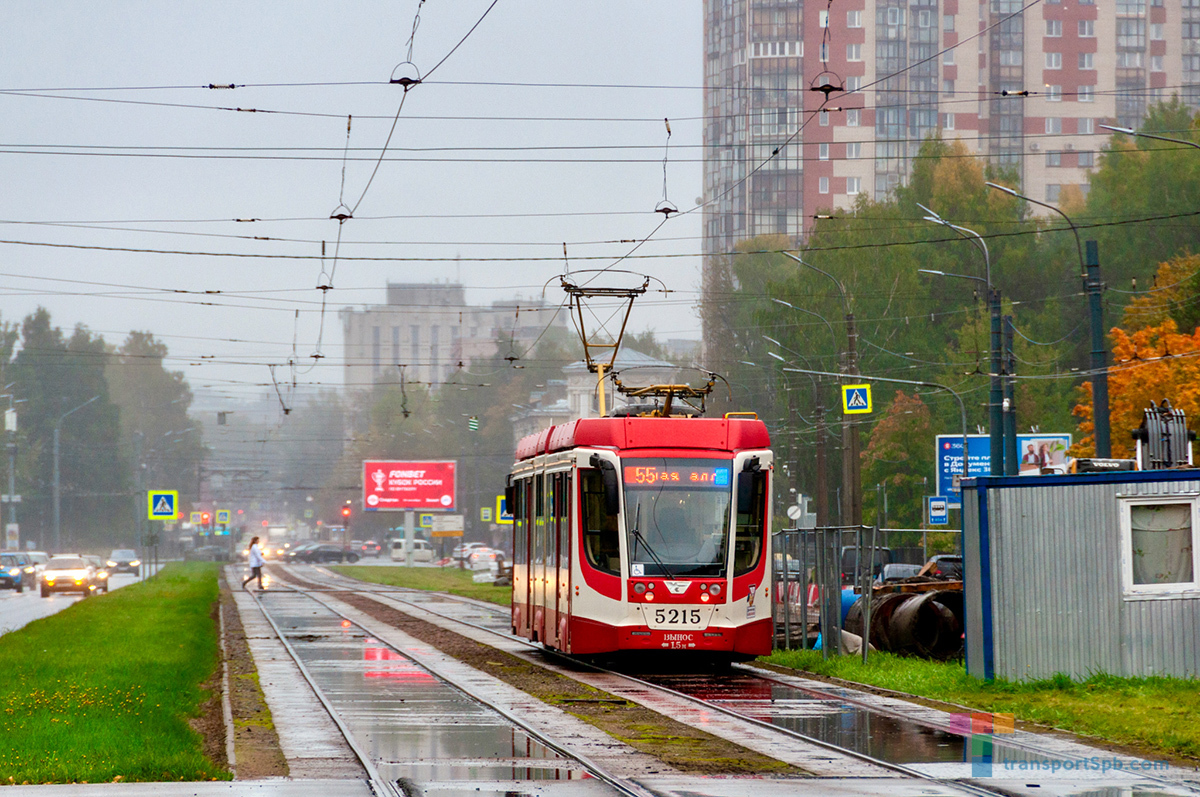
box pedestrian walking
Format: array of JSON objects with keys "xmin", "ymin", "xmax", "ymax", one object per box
[{"xmin": 243, "ymin": 536, "xmax": 266, "ymax": 590}]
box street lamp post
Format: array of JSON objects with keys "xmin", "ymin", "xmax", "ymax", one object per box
[
  {"xmin": 918, "ymin": 205, "xmax": 1005, "ymax": 476},
  {"xmin": 764, "ymin": 340, "xmax": 831, "ymax": 528},
  {"xmin": 53, "ymin": 395, "xmax": 99, "ymax": 552},
  {"xmin": 781, "ymin": 252, "xmax": 862, "ymax": 527},
  {"xmin": 1098, "ymin": 124, "xmax": 1200, "ymax": 150},
  {"xmin": 985, "ymin": 181, "xmax": 1110, "ymax": 457}
]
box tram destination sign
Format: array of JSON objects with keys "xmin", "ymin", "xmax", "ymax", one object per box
[{"xmin": 362, "ymin": 460, "xmax": 456, "ymax": 512}]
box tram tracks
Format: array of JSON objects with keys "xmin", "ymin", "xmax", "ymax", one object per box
[{"xmin": 262, "ymin": 565, "xmax": 1200, "ymax": 797}]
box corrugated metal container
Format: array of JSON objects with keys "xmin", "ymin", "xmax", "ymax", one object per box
[{"xmin": 964, "ymin": 470, "xmax": 1200, "ymax": 681}]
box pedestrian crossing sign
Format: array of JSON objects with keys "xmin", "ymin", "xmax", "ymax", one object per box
[
  {"xmin": 216, "ymin": 509, "xmax": 231, "ymax": 525},
  {"xmin": 190, "ymin": 512, "xmax": 203, "ymax": 525},
  {"xmin": 148, "ymin": 490, "xmax": 178, "ymax": 520},
  {"xmin": 842, "ymin": 384, "xmax": 873, "ymax": 414}
]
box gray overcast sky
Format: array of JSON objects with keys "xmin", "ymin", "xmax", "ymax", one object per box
[{"xmin": 0, "ymin": 2, "xmax": 704, "ymax": 403}]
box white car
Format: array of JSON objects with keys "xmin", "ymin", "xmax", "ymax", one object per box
[
  {"xmin": 390, "ymin": 538, "xmax": 434, "ymax": 562},
  {"xmin": 452, "ymin": 542, "xmax": 487, "ymax": 560},
  {"xmin": 467, "ymin": 547, "xmax": 506, "ymax": 570}
]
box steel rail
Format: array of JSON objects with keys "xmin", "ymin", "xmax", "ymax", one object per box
[
  {"xmin": 281, "ymin": 568, "xmax": 993, "ymax": 793},
  {"xmin": 286, "ymin": 567, "xmax": 1200, "ymax": 797},
  {"xmin": 247, "ymin": 588, "xmax": 397, "ymax": 797},
  {"xmin": 261, "ymin": 577, "xmax": 653, "ymax": 797}
]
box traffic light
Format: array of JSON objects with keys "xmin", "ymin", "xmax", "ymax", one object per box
[
  {"xmin": 341, "ymin": 505, "xmax": 352, "ymax": 519},
  {"xmin": 201, "ymin": 512, "xmax": 211, "ymax": 527}
]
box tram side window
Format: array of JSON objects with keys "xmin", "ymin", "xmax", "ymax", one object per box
[
  {"xmin": 734, "ymin": 470, "xmax": 767, "ymax": 576},
  {"xmin": 513, "ymin": 479, "xmax": 527, "ymax": 565},
  {"xmin": 559, "ymin": 474, "xmax": 572, "ymax": 569},
  {"xmin": 535, "ymin": 474, "xmax": 545, "ymax": 567},
  {"xmin": 581, "ymin": 469, "xmax": 620, "ymax": 575}
]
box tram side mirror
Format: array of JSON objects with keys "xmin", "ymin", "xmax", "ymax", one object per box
[
  {"xmin": 504, "ymin": 483, "xmax": 515, "ymax": 509},
  {"xmin": 590, "ymin": 453, "xmax": 620, "ymax": 515},
  {"xmin": 737, "ymin": 458, "xmax": 763, "ymax": 515}
]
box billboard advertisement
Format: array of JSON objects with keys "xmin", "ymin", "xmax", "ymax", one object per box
[
  {"xmin": 362, "ymin": 460, "xmax": 456, "ymax": 511},
  {"xmin": 936, "ymin": 434, "xmax": 1071, "ymax": 507}
]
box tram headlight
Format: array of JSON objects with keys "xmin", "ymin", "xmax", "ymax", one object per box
[
  {"xmin": 709, "ymin": 583, "xmax": 721, "ymax": 596},
  {"xmin": 645, "ymin": 591, "xmax": 655, "ymax": 601},
  {"xmin": 700, "ymin": 593, "xmax": 710, "ymax": 603},
  {"xmin": 633, "ymin": 582, "xmax": 646, "ymax": 594}
]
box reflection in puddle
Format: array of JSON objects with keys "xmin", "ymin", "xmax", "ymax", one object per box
[{"xmin": 264, "ymin": 591, "xmax": 585, "ymax": 783}]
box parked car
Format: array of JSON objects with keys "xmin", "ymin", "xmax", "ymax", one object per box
[
  {"xmin": 40, "ymin": 555, "xmax": 96, "ymax": 597},
  {"xmin": 840, "ymin": 546, "xmax": 894, "ymax": 584},
  {"xmin": 390, "ymin": 538, "xmax": 434, "ymax": 562},
  {"xmin": 875, "ymin": 563, "xmax": 924, "ymax": 584},
  {"xmin": 467, "ymin": 546, "xmax": 505, "ymax": 569},
  {"xmin": 452, "ymin": 542, "xmax": 487, "ymax": 560},
  {"xmin": 107, "ymin": 548, "xmax": 141, "ymax": 576},
  {"xmin": 84, "ymin": 556, "xmax": 110, "ymax": 592},
  {"xmin": 1, "ymin": 553, "xmax": 26, "ymax": 592},
  {"xmin": 185, "ymin": 545, "xmax": 231, "ymax": 562},
  {"xmin": 290, "ymin": 543, "xmax": 360, "ymax": 564},
  {"xmin": 920, "ymin": 554, "xmax": 963, "ymax": 580}
]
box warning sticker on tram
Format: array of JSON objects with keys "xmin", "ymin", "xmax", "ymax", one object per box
[
  {"xmin": 640, "ymin": 605, "xmax": 714, "ymax": 630},
  {"xmin": 623, "ymin": 465, "xmax": 730, "ymax": 487}
]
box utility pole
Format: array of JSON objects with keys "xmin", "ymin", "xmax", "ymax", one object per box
[
  {"xmin": 3, "ymin": 395, "xmax": 16, "ymax": 550},
  {"xmin": 134, "ymin": 431, "xmax": 144, "ymax": 551},
  {"xmin": 53, "ymin": 396, "xmax": 99, "ymax": 552},
  {"xmin": 1003, "ymin": 316, "xmax": 1018, "ymax": 475},
  {"xmin": 843, "ymin": 310, "xmax": 862, "ymax": 526},
  {"xmin": 1086, "ymin": 241, "xmax": 1110, "ymax": 457},
  {"xmin": 989, "ymin": 290, "xmax": 1004, "ymax": 475}
]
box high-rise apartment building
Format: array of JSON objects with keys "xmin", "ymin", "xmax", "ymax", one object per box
[
  {"xmin": 702, "ymin": 0, "xmax": 1196, "ymax": 322},
  {"xmin": 340, "ymin": 283, "xmax": 566, "ymax": 390}
]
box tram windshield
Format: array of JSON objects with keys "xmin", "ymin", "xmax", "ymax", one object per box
[{"xmin": 622, "ymin": 458, "xmax": 732, "ymax": 577}]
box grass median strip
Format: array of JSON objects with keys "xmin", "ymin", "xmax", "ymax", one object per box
[
  {"xmin": 763, "ymin": 649, "xmax": 1200, "ymax": 764},
  {"xmin": 0, "ymin": 563, "xmax": 229, "ymax": 784},
  {"xmin": 330, "ymin": 564, "xmax": 512, "ymax": 605}
]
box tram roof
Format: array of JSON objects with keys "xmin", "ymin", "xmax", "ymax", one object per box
[{"xmin": 514, "ymin": 416, "xmax": 770, "ymax": 461}]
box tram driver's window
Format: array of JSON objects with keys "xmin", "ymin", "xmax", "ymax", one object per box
[
  {"xmin": 581, "ymin": 469, "xmax": 620, "ymax": 575},
  {"xmin": 734, "ymin": 469, "xmax": 766, "ymax": 576}
]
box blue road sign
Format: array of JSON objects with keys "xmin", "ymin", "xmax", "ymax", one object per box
[
  {"xmin": 927, "ymin": 495, "xmax": 950, "ymax": 526},
  {"xmin": 842, "ymin": 384, "xmax": 873, "ymax": 414},
  {"xmin": 496, "ymin": 495, "xmax": 514, "ymax": 525},
  {"xmin": 147, "ymin": 490, "xmax": 178, "ymax": 520}
]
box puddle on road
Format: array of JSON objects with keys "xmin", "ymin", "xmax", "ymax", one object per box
[
  {"xmin": 643, "ymin": 672, "xmax": 1048, "ymax": 768},
  {"xmin": 261, "ymin": 591, "xmax": 586, "ymax": 784}
]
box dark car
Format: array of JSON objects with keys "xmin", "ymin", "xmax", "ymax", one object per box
[
  {"xmin": 1, "ymin": 553, "xmax": 26, "ymax": 592},
  {"xmin": 285, "ymin": 542, "xmax": 320, "ymax": 562},
  {"xmin": 921, "ymin": 554, "xmax": 963, "ymax": 580},
  {"xmin": 359, "ymin": 540, "xmax": 382, "ymax": 557},
  {"xmin": 185, "ymin": 545, "xmax": 231, "ymax": 562},
  {"xmin": 107, "ymin": 548, "xmax": 141, "ymax": 576},
  {"xmin": 840, "ymin": 546, "xmax": 894, "ymax": 584},
  {"xmin": 40, "ymin": 556, "xmax": 96, "ymax": 597},
  {"xmin": 291, "ymin": 543, "xmax": 360, "ymax": 564},
  {"xmin": 875, "ymin": 563, "xmax": 924, "ymax": 584}
]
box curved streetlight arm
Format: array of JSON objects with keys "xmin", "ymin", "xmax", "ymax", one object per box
[
  {"xmin": 781, "ymin": 252, "xmax": 850, "ymax": 315},
  {"xmin": 918, "ymin": 268, "xmax": 988, "ymax": 289},
  {"xmin": 56, "ymin": 395, "xmax": 99, "ymax": 428},
  {"xmin": 771, "ymin": 298, "xmax": 840, "ymax": 350},
  {"xmin": 986, "ymin": 181, "xmax": 1085, "ymax": 280},
  {"xmin": 917, "ymin": 202, "xmax": 991, "ymax": 287},
  {"xmin": 1099, "ymin": 124, "xmax": 1200, "ymax": 150}
]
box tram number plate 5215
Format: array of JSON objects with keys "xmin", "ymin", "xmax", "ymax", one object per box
[{"xmin": 651, "ymin": 608, "xmax": 704, "ymax": 627}]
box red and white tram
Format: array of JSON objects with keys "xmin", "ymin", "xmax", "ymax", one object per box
[{"xmin": 508, "ymin": 414, "xmax": 773, "ymax": 660}]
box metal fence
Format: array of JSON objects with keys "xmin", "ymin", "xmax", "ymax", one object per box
[{"xmin": 772, "ymin": 526, "xmax": 962, "ymax": 660}]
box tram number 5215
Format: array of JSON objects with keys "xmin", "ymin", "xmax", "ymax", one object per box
[{"xmin": 653, "ymin": 608, "xmax": 703, "ymax": 625}]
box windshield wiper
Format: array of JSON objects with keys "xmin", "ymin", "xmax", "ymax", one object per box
[{"xmin": 630, "ymin": 500, "xmax": 674, "ymax": 579}]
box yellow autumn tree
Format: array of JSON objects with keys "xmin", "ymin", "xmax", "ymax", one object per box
[
  {"xmin": 1072, "ymin": 318, "xmax": 1200, "ymax": 457},
  {"xmin": 1121, "ymin": 253, "xmax": 1200, "ymax": 332}
]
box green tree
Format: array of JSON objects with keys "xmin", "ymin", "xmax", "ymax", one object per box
[{"xmin": 10, "ymin": 309, "xmax": 126, "ymax": 550}]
